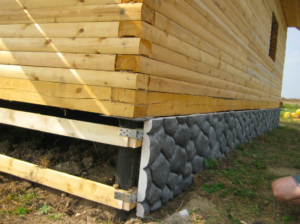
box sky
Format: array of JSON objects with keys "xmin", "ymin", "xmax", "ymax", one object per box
[{"xmin": 281, "ymin": 28, "xmax": 300, "ymax": 99}]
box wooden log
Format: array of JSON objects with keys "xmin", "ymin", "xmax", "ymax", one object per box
[
  {"xmin": 0, "ymin": 64, "xmax": 148, "ymax": 90},
  {"xmin": 0, "ymin": 154, "xmax": 136, "ymax": 210},
  {"xmin": 0, "ymin": 37, "xmax": 149, "ymax": 55},
  {"xmin": 0, "ymin": 22, "xmax": 120, "ymax": 38},
  {"xmin": 0, "ymin": 108, "xmax": 142, "ymax": 148},
  {"xmin": 0, "ymin": 0, "xmax": 121, "ymax": 10},
  {"xmin": 0, "ymin": 3, "xmax": 146, "ymax": 24},
  {"xmin": 0, "ymin": 51, "xmax": 116, "ymax": 71}
]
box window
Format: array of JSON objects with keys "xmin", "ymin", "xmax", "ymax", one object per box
[{"xmin": 269, "ymin": 13, "xmax": 278, "ymax": 61}]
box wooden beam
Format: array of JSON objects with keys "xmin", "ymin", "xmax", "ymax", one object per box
[
  {"xmin": 0, "ymin": 3, "xmax": 143, "ymax": 24},
  {"xmin": 0, "ymin": 51, "xmax": 116, "ymax": 71},
  {"xmin": 0, "ymin": 0, "xmax": 122, "ymax": 10},
  {"xmin": 0, "ymin": 38, "xmax": 146, "ymax": 55},
  {"xmin": 0, "ymin": 22, "xmax": 120, "ymax": 38},
  {"xmin": 0, "ymin": 78, "xmax": 147, "ymax": 118},
  {"xmin": 0, "ymin": 64, "xmax": 148, "ymax": 90},
  {"xmin": 0, "ymin": 76, "xmax": 112, "ymax": 100},
  {"xmin": 0, "ymin": 154, "xmax": 136, "ymax": 210},
  {"xmin": 0, "ymin": 107, "xmax": 142, "ymax": 148}
]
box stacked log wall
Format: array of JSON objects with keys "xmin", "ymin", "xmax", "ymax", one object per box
[{"xmin": 0, "ymin": 0, "xmax": 285, "ymax": 118}]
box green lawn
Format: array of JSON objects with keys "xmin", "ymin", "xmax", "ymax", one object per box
[{"xmin": 280, "ymin": 103, "xmax": 300, "ymax": 118}]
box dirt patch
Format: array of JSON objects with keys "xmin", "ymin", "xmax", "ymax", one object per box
[
  {"xmin": 0, "ymin": 125, "xmax": 137, "ymax": 223},
  {"xmin": 267, "ymin": 167, "xmax": 300, "ymax": 176},
  {"xmin": 0, "ymin": 125, "xmax": 119, "ymax": 186}
]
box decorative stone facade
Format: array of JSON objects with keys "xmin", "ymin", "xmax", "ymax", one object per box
[{"xmin": 136, "ymin": 108, "xmax": 280, "ymax": 216}]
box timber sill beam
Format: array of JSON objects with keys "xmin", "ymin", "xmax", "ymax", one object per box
[
  {"xmin": 0, "ymin": 108, "xmax": 142, "ymax": 148},
  {"xmin": 0, "ymin": 154, "xmax": 136, "ymax": 211}
]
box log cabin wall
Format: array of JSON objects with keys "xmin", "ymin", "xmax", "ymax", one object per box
[{"xmin": 0, "ymin": 0, "xmax": 286, "ymax": 118}]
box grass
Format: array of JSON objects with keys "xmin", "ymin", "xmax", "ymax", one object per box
[
  {"xmin": 47, "ymin": 213, "xmax": 63, "ymax": 220},
  {"xmin": 13, "ymin": 207, "xmax": 29, "ymax": 217},
  {"xmin": 189, "ymin": 119, "xmax": 300, "ymax": 224},
  {"xmin": 280, "ymin": 102, "xmax": 300, "ymax": 118}
]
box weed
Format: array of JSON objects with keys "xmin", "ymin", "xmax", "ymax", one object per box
[
  {"xmin": 8, "ymin": 194, "xmax": 17, "ymax": 200},
  {"xmin": 202, "ymin": 183, "xmax": 225, "ymax": 193},
  {"xmin": 47, "ymin": 213, "xmax": 63, "ymax": 220},
  {"xmin": 220, "ymin": 190, "xmax": 229, "ymax": 198},
  {"xmin": 13, "ymin": 206, "xmax": 29, "ymax": 217},
  {"xmin": 19, "ymin": 192, "xmax": 38, "ymax": 206},
  {"xmin": 39, "ymin": 205, "xmax": 51, "ymax": 215},
  {"xmin": 203, "ymin": 158, "xmax": 218, "ymax": 168},
  {"xmin": 231, "ymin": 188, "xmax": 257, "ymax": 198},
  {"xmin": 141, "ymin": 216, "xmax": 162, "ymax": 223},
  {"xmin": 227, "ymin": 213, "xmax": 240, "ymax": 224},
  {"xmin": 250, "ymin": 204, "xmax": 261, "ymax": 213},
  {"xmin": 59, "ymin": 157, "xmax": 67, "ymax": 163},
  {"xmin": 253, "ymin": 160, "xmax": 267, "ymax": 169},
  {"xmin": 236, "ymin": 144, "xmax": 244, "ymax": 150},
  {"xmin": 284, "ymin": 215, "xmax": 293, "ymax": 224}
]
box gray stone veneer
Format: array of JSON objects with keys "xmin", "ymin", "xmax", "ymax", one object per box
[{"xmin": 136, "ymin": 108, "xmax": 280, "ymax": 216}]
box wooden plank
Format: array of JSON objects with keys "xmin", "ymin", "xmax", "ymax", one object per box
[
  {"xmin": 0, "ymin": 22, "xmax": 120, "ymax": 38},
  {"xmin": 0, "ymin": 108, "xmax": 141, "ymax": 148},
  {"xmin": 0, "ymin": 65, "xmax": 148, "ymax": 90},
  {"xmin": 0, "ymin": 0, "xmax": 121, "ymax": 10},
  {"xmin": 0, "ymin": 51, "xmax": 116, "ymax": 71},
  {"xmin": 0, "ymin": 3, "xmax": 144, "ymax": 24},
  {"xmin": 0, "ymin": 38, "xmax": 144, "ymax": 55},
  {"xmin": 0, "ymin": 154, "xmax": 136, "ymax": 210}
]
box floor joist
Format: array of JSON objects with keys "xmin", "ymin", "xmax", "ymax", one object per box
[{"xmin": 0, "ymin": 107, "xmax": 142, "ymax": 148}]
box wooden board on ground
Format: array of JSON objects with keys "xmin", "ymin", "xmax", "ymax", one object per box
[{"xmin": 0, "ymin": 154, "xmax": 136, "ymax": 211}]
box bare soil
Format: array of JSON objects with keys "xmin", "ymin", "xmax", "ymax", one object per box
[{"xmin": 1, "ymin": 121, "xmax": 300, "ymax": 224}]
